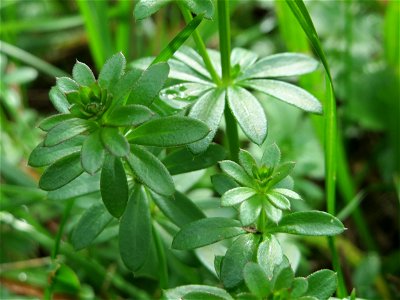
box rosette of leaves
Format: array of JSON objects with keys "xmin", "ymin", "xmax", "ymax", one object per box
[
  {"xmin": 29, "ymin": 52, "xmax": 210, "ymax": 219},
  {"xmin": 151, "ymin": 46, "xmax": 322, "ymax": 153}
]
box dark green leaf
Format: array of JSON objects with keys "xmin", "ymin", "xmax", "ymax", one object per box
[
  {"xmin": 38, "ymin": 114, "xmax": 76, "ymax": 132},
  {"xmin": 127, "ymin": 145, "xmax": 174, "ymax": 196},
  {"xmin": 110, "ymin": 68, "xmax": 142, "ymax": 101},
  {"xmin": 305, "ymin": 269, "xmax": 337, "ymax": 300},
  {"xmin": 243, "ymin": 262, "xmax": 271, "ymax": 298},
  {"xmin": 127, "ymin": 63, "xmax": 170, "ymax": 106},
  {"xmin": 257, "ymin": 235, "xmax": 283, "ymax": 279},
  {"xmin": 183, "ymin": 292, "xmax": 225, "ymax": 300},
  {"xmin": 221, "ymin": 234, "xmax": 259, "ymax": 288},
  {"xmin": 56, "ymin": 77, "xmax": 79, "ymax": 93},
  {"xmin": 49, "ymin": 86, "xmax": 70, "ymax": 113},
  {"xmin": 39, "ymin": 153, "xmax": 83, "ymax": 191},
  {"xmin": 269, "ymin": 211, "xmax": 345, "ymax": 236},
  {"xmin": 134, "ymin": 0, "xmax": 171, "ymax": 20},
  {"xmin": 211, "ymin": 174, "xmax": 239, "ymax": 196},
  {"xmin": 164, "ymin": 285, "xmax": 233, "ymax": 300},
  {"xmin": 72, "ymin": 61, "xmax": 96, "ymax": 86},
  {"xmin": 100, "ymin": 155, "xmax": 128, "ymax": 218},
  {"xmin": 45, "ymin": 118, "xmax": 95, "ymax": 146},
  {"xmin": 261, "ymin": 143, "xmax": 281, "ymax": 168},
  {"xmin": 221, "ymin": 187, "xmax": 256, "ymax": 207},
  {"xmin": 272, "ymin": 259, "xmax": 294, "ymax": 291},
  {"xmin": 172, "ymin": 218, "xmax": 246, "ymax": 250},
  {"xmin": 98, "ymin": 52, "xmax": 126, "ymax": 89},
  {"xmin": 105, "ymin": 104, "xmax": 153, "ymax": 127},
  {"xmin": 81, "ymin": 130, "xmax": 105, "ymax": 175},
  {"xmin": 127, "ymin": 116, "xmax": 209, "ymax": 147},
  {"xmin": 119, "ymin": 186, "xmax": 151, "ymax": 271},
  {"xmin": 100, "ymin": 127, "xmax": 129, "ymax": 157},
  {"xmin": 238, "ymin": 149, "xmax": 257, "ymax": 176},
  {"xmin": 227, "ymin": 86, "xmax": 267, "ymax": 145},
  {"xmin": 219, "ymin": 160, "xmax": 255, "ymax": 188},
  {"xmin": 71, "ymin": 203, "xmax": 113, "ymax": 250}
]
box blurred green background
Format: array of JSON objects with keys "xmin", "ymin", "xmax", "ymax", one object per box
[{"xmin": 0, "ymin": 0, "xmax": 399, "ymax": 299}]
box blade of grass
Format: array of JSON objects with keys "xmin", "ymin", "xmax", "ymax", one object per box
[
  {"xmin": 284, "ymin": 0, "xmax": 346, "ymax": 297},
  {"xmin": 115, "ymin": 0, "xmax": 133, "ymax": 60},
  {"xmin": 0, "ymin": 40, "xmax": 68, "ymax": 77}
]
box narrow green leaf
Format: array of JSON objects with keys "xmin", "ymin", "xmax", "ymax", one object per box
[
  {"xmin": 100, "ymin": 127, "xmax": 129, "ymax": 157},
  {"xmin": 81, "ymin": 130, "xmax": 105, "ymax": 175},
  {"xmin": 119, "ymin": 186, "xmax": 151, "ymax": 271},
  {"xmin": 98, "ymin": 52, "xmax": 126, "ymax": 89},
  {"xmin": 243, "ymin": 79, "xmax": 322, "ymax": 114},
  {"xmin": 127, "ymin": 63, "xmax": 170, "ymax": 106},
  {"xmin": 56, "ymin": 77, "xmax": 79, "ymax": 93},
  {"xmin": 221, "ymin": 234, "xmax": 259, "ymax": 288},
  {"xmin": 227, "ymin": 86, "xmax": 267, "ymax": 145},
  {"xmin": 238, "ymin": 149, "xmax": 257, "ymax": 176},
  {"xmin": 269, "ymin": 161, "xmax": 296, "ymax": 187},
  {"xmin": 38, "ymin": 114, "xmax": 76, "ymax": 132},
  {"xmin": 219, "ymin": 160, "xmax": 255, "ymax": 188},
  {"xmin": 172, "ymin": 217, "xmax": 246, "ymax": 250},
  {"xmin": 151, "ymin": 191, "xmax": 205, "ymax": 228},
  {"xmin": 305, "ymin": 269, "xmax": 337, "ymax": 300},
  {"xmin": 134, "ymin": 0, "xmax": 171, "ymax": 20},
  {"xmin": 127, "ymin": 146, "xmax": 174, "ymax": 196},
  {"xmin": 263, "ymin": 200, "xmax": 283, "ymax": 224},
  {"xmin": 273, "ymin": 188, "xmax": 302, "ymax": 200},
  {"xmin": 127, "ymin": 116, "xmax": 209, "ymax": 147},
  {"xmin": 257, "ymin": 235, "xmax": 283, "ymax": 279},
  {"xmin": 49, "ymin": 86, "xmax": 70, "ymax": 113},
  {"xmin": 267, "ymin": 192, "xmax": 290, "ymax": 210},
  {"xmin": 211, "ymin": 174, "xmax": 239, "ymax": 196},
  {"xmin": 221, "ymin": 187, "xmax": 256, "ymax": 207},
  {"xmin": 39, "ymin": 153, "xmax": 83, "ymax": 191},
  {"xmin": 174, "ymin": 46, "xmax": 211, "ymax": 79},
  {"xmin": 45, "ymin": 118, "xmax": 95, "ymax": 146},
  {"xmin": 189, "ymin": 89, "xmax": 225, "ymax": 153},
  {"xmin": 269, "ymin": 211, "xmax": 345, "ymax": 236},
  {"xmin": 29, "ymin": 137, "xmax": 84, "ymax": 167},
  {"xmin": 100, "ymin": 155, "xmax": 128, "ymax": 218},
  {"xmin": 72, "ymin": 61, "xmax": 96, "ymax": 86},
  {"xmin": 162, "ymin": 144, "xmax": 226, "ymax": 175},
  {"xmin": 110, "ymin": 68, "xmax": 142, "ymax": 101},
  {"xmin": 164, "ymin": 285, "xmax": 233, "ymax": 300},
  {"xmin": 71, "ymin": 203, "xmax": 113, "ymax": 250},
  {"xmin": 105, "ymin": 104, "xmax": 153, "ymax": 127},
  {"xmin": 231, "ymin": 48, "xmax": 258, "ymax": 71},
  {"xmin": 239, "ymin": 195, "xmax": 262, "ymax": 225},
  {"xmin": 243, "ymin": 262, "xmax": 271, "ymax": 298},
  {"xmin": 261, "ymin": 143, "xmax": 281, "ymax": 168}
]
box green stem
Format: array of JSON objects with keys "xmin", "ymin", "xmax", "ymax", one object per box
[
  {"xmin": 224, "ymin": 105, "xmax": 239, "ymax": 162},
  {"xmin": 328, "ymin": 237, "xmax": 347, "ymax": 297},
  {"xmin": 179, "ymin": 5, "xmax": 221, "ymax": 85},
  {"xmin": 217, "ymin": 0, "xmax": 231, "ymax": 85}
]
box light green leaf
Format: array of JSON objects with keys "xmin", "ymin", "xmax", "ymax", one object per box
[
  {"xmin": 231, "ymin": 48, "xmax": 258, "ymax": 72},
  {"xmin": 221, "ymin": 234, "xmax": 259, "ymax": 288},
  {"xmin": 305, "ymin": 269, "xmax": 337, "ymax": 300},
  {"xmin": 243, "ymin": 79, "xmax": 322, "ymax": 114},
  {"xmin": 273, "ymin": 188, "xmax": 302, "ymax": 200},
  {"xmin": 71, "ymin": 203, "xmax": 112, "ymax": 250},
  {"xmin": 211, "ymin": 174, "xmax": 239, "ymax": 196},
  {"xmin": 189, "ymin": 89, "xmax": 225, "ymax": 153},
  {"xmin": 119, "ymin": 186, "xmax": 151, "ymax": 271},
  {"xmin": 291, "ymin": 277, "xmax": 308, "ymax": 298},
  {"xmin": 269, "ymin": 161, "xmax": 296, "ymax": 187},
  {"xmin": 134, "ymin": 0, "xmax": 171, "ymax": 20},
  {"xmin": 49, "ymin": 86, "xmax": 70, "ymax": 113},
  {"xmin": 183, "ymin": 292, "xmax": 225, "ymax": 300},
  {"xmin": 219, "ymin": 160, "xmax": 255, "ymax": 188},
  {"xmin": 127, "ymin": 62, "xmax": 170, "ymax": 106},
  {"xmin": 100, "ymin": 127, "xmax": 129, "ymax": 157},
  {"xmin": 72, "ymin": 61, "xmax": 96, "ymax": 86},
  {"xmin": 127, "ymin": 116, "xmax": 209, "ymax": 147},
  {"xmin": 239, "ymin": 52, "xmax": 318, "ymax": 80},
  {"xmin": 263, "ymin": 201, "xmax": 283, "ymax": 223},
  {"xmin": 169, "ymin": 59, "xmax": 212, "ymax": 83},
  {"xmin": 239, "ymin": 195, "xmax": 262, "ymax": 225},
  {"xmin": 172, "ymin": 218, "xmax": 245, "ymax": 250},
  {"xmin": 243, "ymin": 262, "xmax": 271, "ymax": 299},
  {"xmin": 257, "ymin": 235, "xmax": 283, "ymax": 279},
  {"xmin": 164, "ymin": 285, "xmax": 233, "ymax": 300},
  {"xmin": 182, "ymin": 0, "xmax": 214, "ymax": 19},
  {"xmin": 45, "ymin": 118, "xmax": 95, "ymax": 146},
  {"xmin": 238, "ymin": 149, "xmax": 257, "ymax": 176},
  {"xmin": 174, "ymin": 46, "xmax": 211, "ymax": 79},
  {"xmin": 39, "ymin": 153, "xmax": 83, "ymax": 191},
  {"xmin": 104, "ymin": 104, "xmax": 153, "ymax": 127},
  {"xmin": 81, "ymin": 130, "xmax": 105, "ymax": 175},
  {"xmin": 160, "ymin": 82, "xmax": 211, "ymax": 109},
  {"xmin": 221, "ymin": 187, "xmax": 256, "ymax": 207},
  {"xmin": 127, "ymin": 146, "xmax": 174, "ymax": 196},
  {"xmin": 98, "ymin": 52, "xmax": 126, "ymax": 89},
  {"xmin": 56, "ymin": 77, "xmax": 79, "ymax": 93},
  {"xmin": 38, "ymin": 114, "xmax": 76, "ymax": 132},
  {"xmin": 227, "ymin": 86, "xmax": 267, "ymax": 145},
  {"xmin": 272, "ymin": 258, "xmax": 294, "ymax": 290},
  {"xmin": 100, "ymin": 155, "xmax": 128, "ymax": 218},
  {"xmin": 269, "ymin": 211, "xmax": 345, "ymax": 236},
  {"xmin": 261, "ymin": 143, "xmax": 281, "ymax": 168},
  {"xmin": 267, "ymin": 192, "xmax": 290, "ymax": 210}
]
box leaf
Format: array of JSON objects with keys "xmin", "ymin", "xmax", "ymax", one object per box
[
  {"xmin": 305, "ymin": 269, "xmax": 337, "ymax": 300},
  {"xmin": 100, "ymin": 127, "xmax": 129, "ymax": 157},
  {"xmin": 105, "ymin": 104, "xmax": 153, "ymax": 127},
  {"xmin": 45, "ymin": 118, "xmax": 95, "ymax": 146},
  {"xmin": 221, "ymin": 234, "xmax": 259, "ymax": 288},
  {"xmin": 273, "ymin": 188, "xmax": 302, "ymax": 200},
  {"xmin": 272, "ymin": 258, "xmax": 294, "ymax": 290},
  {"xmin": 164, "ymin": 285, "xmax": 233, "ymax": 300},
  {"xmin": 238, "ymin": 149, "xmax": 257, "ymax": 176},
  {"xmin": 261, "ymin": 143, "xmax": 281, "ymax": 168},
  {"xmin": 239, "ymin": 52, "xmax": 318, "ymax": 80},
  {"xmin": 71, "ymin": 203, "xmax": 113, "ymax": 250},
  {"xmin": 227, "ymin": 86, "xmax": 267, "ymax": 145},
  {"xmin": 291, "ymin": 277, "xmax": 308, "ymax": 298},
  {"xmin": 81, "ymin": 130, "xmax": 105, "ymax": 175},
  {"xmin": 174, "ymin": 46, "xmax": 210, "ymax": 79},
  {"xmin": 263, "ymin": 201, "xmax": 283, "ymax": 224},
  {"xmin": 151, "ymin": 191, "xmax": 205, "ymax": 228},
  {"xmin": 72, "ymin": 61, "xmax": 96, "ymax": 86},
  {"xmin": 257, "ymin": 235, "xmax": 283, "ymax": 279},
  {"xmin": 119, "ymin": 186, "xmax": 151, "ymax": 271},
  {"xmin": 52, "ymin": 264, "xmax": 80, "ymax": 293},
  {"xmin": 239, "ymin": 195, "xmax": 262, "ymax": 225},
  {"xmin": 56, "ymin": 77, "xmax": 79, "ymax": 93},
  {"xmin": 100, "ymin": 155, "xmax": 128, "ymax": 218},
  {"xmin": 134, "ymin": 0, "xmax": 171, "ymax": 20},
  {"xmin": 127, "ymin": 116, "xmax": 209, "ymax": 147},
  {"xmin": 211, "ymin": 174, "xmax": 239, "ymax": 196},
  {"xmin": 188, "ymin": 89, "xmax": 226, "ymax": 153},
  {"xmin": 162, "ymin": 143, "xmax": 226, "ymax": 175},
  {"xmin": 28, "ymin": 137, "xmax": 84, "ymax": 167},
  {"xmin": 219, "ymin": 160, "xmax": 255, "ymax": 187},
  {"xmin": 243, "ymin": 262, "xmax": 271, "ymax": 299},
  {"xmin": 267, "ymin": 192, "xmax": 290, "ymax": 210},
  {"xmin": 231, "ymin": 48, "xmax": 258, "ymax": 72},
  {"xmin": 160, "ymin": 82, "xmax": 211, "ymax": 109},
  {"xmin": 243, "ymin": 79, "xmax": 322, "ymax": 114},
  {"xmin": 269, "ymin": 161, "xmax": 296, "ymax": 187},
  {"xmin": 127, "ymin": 145, "xmax": 174, "ymax": 196},
  {"xmin": 39, "ymin": 153, "xmax": 83, "ymax": 191},
  {"xmin": 183, "ymin": 292, "xmax": 225, "ymax": 300},
  {"xmin": 110, "ymin": 68, "xmax": 142, "ymax": 101},
  {"xmin": 221, "ymin": 187, "xmax": 256, "ymax": 207},
  {"xmin": 49, "ymin": 86, "xmax": 70, "ymax": 113},
  {"xmin": 98, "ymin": 52, "xmax": 126, "ymax": 89},
  {"xmin": 38, "ymin": 114, "xmax": 76, "ymax": 132},
  {"xmin": 269, "ymin": 211, "xmax": 345, "ymax": 236},
  {"xmin": 127, "ymin": 62, "xmax": 170, "ymax": 106},
  {"xmin": 182, "ymin": 0, "xmax": 214, "ymax": 19},
  {"xmin": 169, "ymin": 59, "xmax": 211, "ymax": 83},
  {"xmin": 172, "ymin": 218, "xmax": 246, "ymax": 250}
]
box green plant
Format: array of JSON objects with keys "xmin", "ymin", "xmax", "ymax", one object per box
[{"xmin": 23, "ymin": 1, "xmax": 358, "ymax": 299}]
